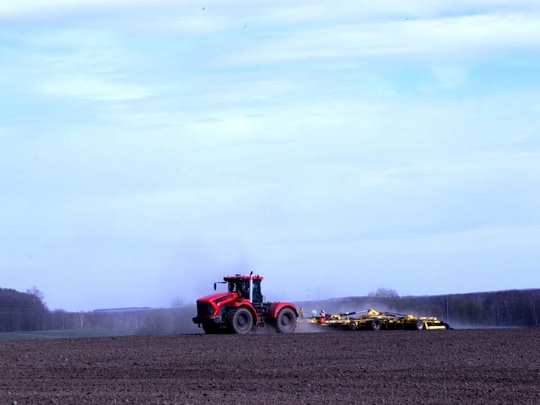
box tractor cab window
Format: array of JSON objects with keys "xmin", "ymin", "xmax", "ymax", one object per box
[
  {"xmin": 227, "ymin": 281, "xmax": 238, "ymax": 293},
  {"xmin": 252, "ymin": 279, "xmax": 263, "ymax": 304},
  {"xmin": 241, "ymin": 280, "xmax": 249, "ymax": 298},
  {"xmin": 228, "ymin": 280, "xmax": 249, "ymax": 298}
]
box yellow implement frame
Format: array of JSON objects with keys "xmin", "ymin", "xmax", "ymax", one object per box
[{"xmin": 311, "ymin": 308, "xmax": 451, "ymax": 331}]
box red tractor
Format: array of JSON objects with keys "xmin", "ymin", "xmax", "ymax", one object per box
[{"xmin": 192, "ymin": 272, "xmax": 298, "ymax": 334}]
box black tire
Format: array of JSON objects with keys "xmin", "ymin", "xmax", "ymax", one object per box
[
  {"xmin": 229, "ymin": 308, "xmax": 253, "ymax": 335},
  {"xmin": 275, "ymin": 307, "xmax": 297, "ymax": 333},
  {"xmin": 369, "ymin": 319, "xmax": 381, "ymax": 331},
  {"xmin": 202, "ymin": 322, "xmax": 221, "ymax": 334},
  {"xmin": 414, "ymin": 320, "xmax": 425, "ymax": 330}
]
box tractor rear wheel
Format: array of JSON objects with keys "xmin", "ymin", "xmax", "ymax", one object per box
[
  {"xmin": 229, "ymin": 308, "xmax": 253, "ymax": 334},
  {"xmin": 275, "ymin": 307, "xmax": 297, "ymax": 333}
]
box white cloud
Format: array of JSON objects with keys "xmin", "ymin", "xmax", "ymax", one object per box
[
  {"xmin": 3, "ymin": 0, "xmax": 540, "ymax": 35},
  {"xmin": 218, "ymin": 13, "xmax": 540, "ymax": 67},
  {"xmin": 0, "ymin": 0, "xmax": 142, "ymax": 18},
  {"xmin": 38, "ymin": 75, "xmax": 152, "ymax": 102},
  {"xmin": 3, "ymin": 28, "xmax": 152, "ymax": 105}
]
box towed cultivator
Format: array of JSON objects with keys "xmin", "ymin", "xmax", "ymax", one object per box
[{"xmin": 311, "ymin": 309, "xmax": 451, "ymax": 331}]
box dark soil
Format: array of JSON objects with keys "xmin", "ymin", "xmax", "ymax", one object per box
[{"xmin": 0, "ymin": 328, "xmax": 539, "ymax": 404}]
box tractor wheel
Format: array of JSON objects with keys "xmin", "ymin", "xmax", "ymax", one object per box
[
  {"xmin": 202, "ymin": 322, "xmax": 221, "ymax": 334},
  {"xmin": 229, "ymin": 308, "xmax": 253, "ymax": 335},
  {"xmin": 275, "ymin": 307, "xmax": 297, "ymax": 333},
  {"xmin": 414, "ymin": 320, "xmax": 425, "ymax": 330},
  {"xmin": 369, "ymin": 319, "xmax": 381, "ymax": 331}
]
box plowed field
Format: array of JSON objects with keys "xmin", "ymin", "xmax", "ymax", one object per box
[{"xmin": 1, "ymin": 328, "xmax": 539, "ymax": 404}]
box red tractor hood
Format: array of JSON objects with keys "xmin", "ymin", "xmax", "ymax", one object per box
[{"xmin": 197, "ymin": 292, "xmax": 237, "ymax": 304}]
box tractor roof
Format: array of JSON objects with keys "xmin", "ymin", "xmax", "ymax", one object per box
[{"xmin": 223, "ymin": 274, "xmax": 264, "ymax": 281}]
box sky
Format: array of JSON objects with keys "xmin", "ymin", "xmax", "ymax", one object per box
[{"xmin": 1, "ymin": 0, "xmax": 539, "ymax": 311}]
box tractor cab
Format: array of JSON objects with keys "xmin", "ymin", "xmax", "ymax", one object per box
[{"xmin": 223, "ymin": 274, "xmax": 264, "ymax": 304}]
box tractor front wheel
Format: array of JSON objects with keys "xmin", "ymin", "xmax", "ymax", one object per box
[
  {"xmin": 229, "ymin": 308, "xmax": 253, "ymax": 334},
  {"xmin": 202, "ymin": 322, "xmax": 221, "ymax": 334},
  {"xmin": 275, "ymin": 307, "xmax": 297, "ymax": 333}
]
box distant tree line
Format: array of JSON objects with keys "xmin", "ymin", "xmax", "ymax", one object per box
[
  {"xmin": 1, "ymin": 286, "xmax": 539, "ymax": 333},
  {"xmin": 0, "ymin": 287, "xmax": 198, "ymax": 334},
  {"xmin": 47, "ymin": 307, "xmax": 199, "ymax": 335}
]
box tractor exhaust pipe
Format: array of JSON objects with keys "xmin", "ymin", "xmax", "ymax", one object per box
[{"xmin": 249, "ymin": 271, "xmax": 253, "ymax": 303}]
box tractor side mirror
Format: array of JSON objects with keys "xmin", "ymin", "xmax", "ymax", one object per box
[{"xmin": 213, "ymin": 282, "xmax": 217, "ymax": 291}]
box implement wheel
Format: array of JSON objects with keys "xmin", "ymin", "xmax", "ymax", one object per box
[
  {"xmin": 275, "ymin": 308, "xmax": 297, "ymax": 333},
  {"xmin": 369, "ymin": 319, "xmax": 382, "ymax": 331},
  {"xmin": 414, "ymin": 320, "xmax": 425, "ymax": 330},
  {"xmin": 229, "ymin": 308, "xmax": 253, "ymax": 334}
]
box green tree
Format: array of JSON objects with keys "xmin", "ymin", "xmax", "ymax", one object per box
[{"xmin": 368, "ymin": 288, "xmax": 399, "ymax": 298}]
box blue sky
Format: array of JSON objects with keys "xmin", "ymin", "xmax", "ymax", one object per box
[{"xmin": 1, "ymin": 0, "xmax": 539, "ymax": 311}]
